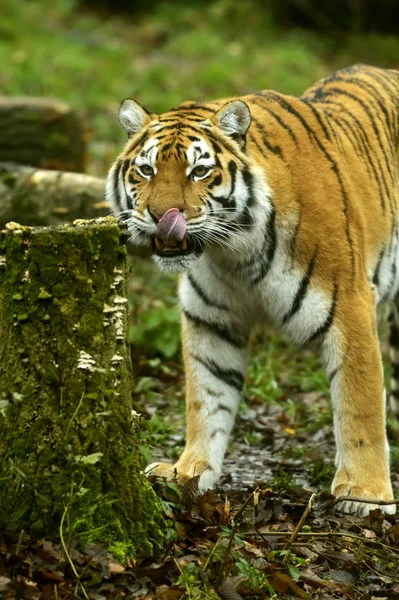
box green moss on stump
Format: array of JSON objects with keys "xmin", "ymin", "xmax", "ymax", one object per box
[{"xmin": 0, "ymin": 217, "xmax": 164, "ymax": 558}]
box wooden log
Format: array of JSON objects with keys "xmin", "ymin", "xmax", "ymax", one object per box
[
  {"xmin": 0, "ymin": 162, "xmax": 109, "ymax": 227},
  {"xmin": 0, "ymin": 97, "xmax": 87, "ymax": 172},
  {"xmin": 0, "ymin": 217, "xmax": 164, "ymax": 559}
]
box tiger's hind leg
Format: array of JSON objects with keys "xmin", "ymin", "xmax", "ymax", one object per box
[
  {"xmin": 323, "ymin": 285, "xmax": 395, "ymax": 516},
  {"xmin": 389, "ymin": 299, "xmax": 399, "ymax": 417}
]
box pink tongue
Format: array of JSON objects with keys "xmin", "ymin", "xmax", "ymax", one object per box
[{"xmin": 156, "ymin": 208, "xmax": 187, "ymax": 243}]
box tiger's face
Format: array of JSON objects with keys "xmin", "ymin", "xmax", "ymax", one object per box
[{"xmin": 106, "ymin": 98, "xmax": 258, "ymax": 272}]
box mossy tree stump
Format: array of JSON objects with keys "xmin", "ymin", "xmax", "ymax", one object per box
[{"xmin": 0, "ymin": 217, "xmax": 164, "ymax": 559}]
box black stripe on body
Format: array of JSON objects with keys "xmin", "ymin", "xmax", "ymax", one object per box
[
  {"xmin": 328, "ymin": 365, "xmax": 341, "ymax": 382},
  {"xmin": 251, "ymin": 205, "xmax": 277, "ymax": 284},
  {"xmin": 251, "ymin": 116, "xmax": 283, "ymax": 156},
  {"xmin": 308, "ymin": 281, "xmax": 338, "ymax": 341},
  {"xmin": 302, "ymin": 100, "xmax": 331, "ymax": 141},
  {"xmin": 125, "ymin": 129, "xmax": 149, "ymax": 153},
  {"xmin": 210, "ymin": 139, "xmax": 222, "ymax": 154},
  {"xmin": 121, "ymin": 159, "xmax": 132, "ymax": 206},
  {"xmin": 380, "ymin": 254, "xmax": 397, "ymax": 303},
  {"xmin": 332, "ymin": 116, "xmax": 370, "ymax": 169},
  {"xmin": 240, "ymin": 168, "xmax": 255, "ymax": 209},
  {"xmin": 183, "ymin": 309, "xmax": 247, "ymax": 349},
  {"xmin": 267, "ymin": 92, "xmax": 356, "ymax": 275},
  {"xmin": 209, "ymin": 403, "xmax": 234, "ymax": 416},
  {"xmin": 368, "ymin": 70, "xmax": 399, "ymax": 133},
  {"xmin": 191, "ymin": 354, "xmax": 244, "ymax": 391},
  {"xmin": 323, "ymin": 97, "xmax": 391, "ymax": 205},
  {"xmin": 128, "ymin": 172, "xmax": 141, "ymax": 185},
  {"xmin": 159, "ymin": 113, "xmax": 206, "ymax": 123},
  {"xmin": 247, "ymin": 128, "xmax": 265, "ymax": 157},
  {"xmin": 372, "ymin": 249, "xmax": 384, "ymax": 287},
  {"xmin": 111, "ymin": 161, "xmax": 123, "ymax": 213},
  {"xmin": 228, "ymin": 160, "xmax": 237, "ymax": 199},
  {"xmin": 282, "ymin": 248, "xmax": 318, "ymax": 324},
  {"xmin": 168, "ymin": 104, "xmax": 216, "ymax": 114},
  {"xmin": 253, "ymin": 95, "xmax": 298, "ymax": 145},
  {"xmin": 210, "ymin": 428, "xmax": 228, "ymax": 438},
  {"xmin": 205, "ymin": 130, "xmax": 249, "ymax": 165},
  {"xmin": 333, "ymin": 75, "xmax": 395, "ymax": 144},
  {"xmin": 324, "ymin": 87, "xmax": 395, "ymax": 184},
  {"xmin": 337, "ymin": 113, "xmax": 388, "ymax": 213},
  {"xmin": 156, "ymin": 122, "xmax": 197, "ymax": 131},
  {"xmin": 187, "ymin": 273, "xmax": 229, "ymax": 310},
  {"xmin": 370, "ymin": 68, "xmax": 399, "ymax": 95},
  {"xmin": 159, "ymin": 142, "xmax": 172, "ymax": 155},
  {"xmin": 205, "ymin": 387, "xmax": 222, "ymax": 398},
  {"xmin": 239, "ymin": 206, "xmax": 274, "ymax": 275},
  {"xmin": 209, "ymin": 192, "xmax": 234, "ymax": 208},
  {"xmin": 208, "ymin": 174, "xmax": 222, "ymax": 189},
  {"xmin": 321, "ymin": 111, "xmax": 345, "ymax": 155}
]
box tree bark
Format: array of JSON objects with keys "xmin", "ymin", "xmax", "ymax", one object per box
[
  {"xmin": 0, "ymin": 97, "xmax": 87, "ymax": 172},
  {"xmin": 0, "ymin": 217, "xmax": 164, "ymax": 559},
  {"xmin": 0, "ymin": 162, "xmax": 108, "ymax": 228}
]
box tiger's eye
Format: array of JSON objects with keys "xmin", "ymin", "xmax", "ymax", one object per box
[
  {"xmin": 140, "ymin": 164, "xmax": 154, "ymax": 177},
  {"xmin": 192, "ymin": 165, "xmax": 209, "ymax": 178}
]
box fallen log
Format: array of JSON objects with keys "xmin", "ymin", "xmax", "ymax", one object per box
[
  {"xmin": 0, "ymin": 162, "xmax": 109, "ymax": 227},
  {"xmin": 0, "ymin": 97, "xmax": 87, "ymax": 172},
  {"xmin": 0, "ymin": 217, "xmax": 164, "ymax": 559}
]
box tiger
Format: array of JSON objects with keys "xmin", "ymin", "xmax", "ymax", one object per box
[{"xmin": 106, "ymin": 64, "xmax": 399, "ymax": 516}]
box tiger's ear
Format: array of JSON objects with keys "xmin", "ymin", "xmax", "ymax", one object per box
[
  {"xmin": 119, "ymin": 99, "xmax": 152, "ymax": 136},
  {"xmin": 212, "ymin": 100, "xmax": 251, "ymax": 142}
]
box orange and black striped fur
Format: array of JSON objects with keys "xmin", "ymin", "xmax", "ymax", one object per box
[{"xmin": 107, "ymin": 64, "xmax": 399, "ymax": 516}]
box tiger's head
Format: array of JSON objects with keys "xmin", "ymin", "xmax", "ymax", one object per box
[{"xmin": 106, "ymin": 98, "xmax": 265, "ymax": 273}]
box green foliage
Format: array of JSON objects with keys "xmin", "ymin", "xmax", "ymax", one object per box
[
  {"xmin": 129, "ymin": 260, "xmax": 181, "ymax": 359},
  {"xmin": 308, "ymin": 457, "xmax": 335, "ymax": 487},
  {"xmin": 130, "ymin": 302, "xmax": 181, "ymax": 358},
  {"xmin": 234, "ymin": 556, "xmax": 270, "ymax": 592},
  {"xmin": 175, "ymin": 561, "xmax": 219, "ymax": 600}
]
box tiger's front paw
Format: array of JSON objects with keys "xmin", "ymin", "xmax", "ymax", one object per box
[
  {"xmin": 145, "ymin": 461, "xmax": 218, "ymax": 494},
  {"xmin": 333, "ymin": 483, "xmax": 396, "ymax": 517}
]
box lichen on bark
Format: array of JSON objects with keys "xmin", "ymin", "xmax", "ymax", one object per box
[{"xmin": 0, "ymin": 217, "xmax": 164, "ymax": 560}]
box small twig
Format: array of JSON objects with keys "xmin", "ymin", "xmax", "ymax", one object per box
[
  {"xmin": 284, "ymin": 493, "xmax": 317, "ymax": 552},
  {"xmin": 16, "ymin": 529, "xmax": 25, "ymax": 554},
  {"xmin": 202, "ymin": 537, "xmax": 221, "ymax": 571},
  {"xmin": 65, "ymin": 392, "xmax": 85, "ymax": 437},
  {"xmin": 246, "ymin": 530, "xmax": 375, "ymax": 542},
  {"xmin": 218, "ymin": 489, "xmax": 258, "ymax": 584},
  {"xmin": 60, "ymin": 504, "xmax": 89, "ymax": 600},
  {"xmin": 248, "ymin": 522, "xmax": 273, "ymax": 550},
  {"xmin": 174, "ymin": 558, "xmax": 192, "ymax": 600}
]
